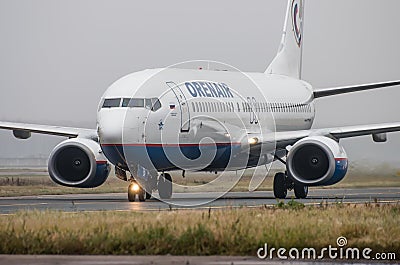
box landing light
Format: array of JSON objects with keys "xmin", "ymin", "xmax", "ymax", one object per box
[
  {"xmin": 130, "ymin": 183, "xmax": 140, "ymax": 192},
  {"xmin": 248, "ymin": 137, "xmax": 259, "ymax": 145}
]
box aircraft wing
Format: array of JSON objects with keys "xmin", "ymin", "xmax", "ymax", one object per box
[
  {"xmin": 259, "ymin": 122, "xmax": 400, "ymax": 149},
  {"xmin": 313, "ymin": 80, "xmax": 400, "ymax": 98},
  {"xmin": 0, "ymin": 121, "xmax": 97, "ymax": 139}
]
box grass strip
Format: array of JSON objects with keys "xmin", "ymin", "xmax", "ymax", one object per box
[{"xmin": 0, "ymin": 203, "xmax": 398, "ymax": 256}]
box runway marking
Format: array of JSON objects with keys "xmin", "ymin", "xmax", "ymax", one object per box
[{"xmin": 0, "ymin": 202, "xmax": 48, "ymax": 207}]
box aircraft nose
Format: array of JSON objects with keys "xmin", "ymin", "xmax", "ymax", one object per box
[{"xmin": 97, "ymin": 110, "xmax": 125, "ymax": 144}]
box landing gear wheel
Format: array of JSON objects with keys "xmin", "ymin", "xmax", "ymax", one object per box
[
  {"xmin": 138, "ymin": 187, "xmax": 146, "ymax": 202},
  {"xmin": 273, "ymin": 172, "xmax": 287, "ymax": 199},
  {"xmin": 128, "ymin": 181, "xmax": 147, "ymax": 202},
  {"xmin": 128, "ymin": 182, "xmax": 137, "ymax": 202},
  {"xmin": 145, "ymin": 190, "xmax": 152, "ymax": 200},
  {"xmin": 294, "ymin": 182, "xmax": 308, "ymax": 199},
  {"xmin": 158, "ymin": 173, "xmax": 172, "ymax": 199}
]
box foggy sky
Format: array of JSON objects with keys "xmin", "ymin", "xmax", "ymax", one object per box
[{"xmin": 0, "ymin": 0, "xmax": 399, "ymax": 165}]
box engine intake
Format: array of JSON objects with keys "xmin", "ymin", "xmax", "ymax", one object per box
[
  {"xmin": 287, "ymin": 136, "xmax": 348, "ymax": 186},
  {"xmin": 48, "ymin": 138, "xmax": 110, "ymax": 188}
]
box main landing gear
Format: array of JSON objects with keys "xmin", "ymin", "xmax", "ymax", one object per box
[{"xmin": 273, "ymin": 172, "xmax": 309, "ymax": 199}]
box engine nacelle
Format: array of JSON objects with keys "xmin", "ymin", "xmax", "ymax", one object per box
[
  {"xmin": 287, "ymin": 136, "xmax": 348, "ymax": 186},
  {"xmin": 48, "ymin": 138, "xmax": 110, "ymax": 188}
]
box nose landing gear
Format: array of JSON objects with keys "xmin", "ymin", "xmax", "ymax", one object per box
[
  {"xmin": 126, "ymin": 172, "xmax": 173, "ymax": 202},
  {"xmin": 128, "ymin": 180, "xmax": 147, "ymax": 202}
]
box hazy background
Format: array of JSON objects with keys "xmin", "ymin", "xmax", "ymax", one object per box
[{"xmin": 0, "ymin": 0, "xmax": 399, "ymax": 167}]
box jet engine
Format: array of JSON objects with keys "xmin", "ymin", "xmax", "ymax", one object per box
[
  {"xmin": 287, "ymin": 136, "xmax": 348, "ymax": 186},
  {"xmin": 48, "ymin": 138, "xmax": 110, "ymax": 188}
]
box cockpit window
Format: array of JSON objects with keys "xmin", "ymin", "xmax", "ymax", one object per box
[
  {"xmin": 121, "ymin": 97, "xmax": 162, "ymax": 111},
  {"xmin": 102, "ymin": 98, "xmax": 121, "ymax": 108},
  {"xmin": 150, "ymin": 98, "xmax": 162, "ymax": 111},
  {"xmin": 122, "ymin": 98, "xmax": 144, "ymax": 108},
  {"xmin": 145, "ymin": 99, "xmax": 152, "ymax": 109},
  {"xmin": 121, "ymin": 98, "xmax": 129, "ymax": 107}
]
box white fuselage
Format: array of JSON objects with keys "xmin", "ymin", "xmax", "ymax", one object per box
[{"xmin": 97, "ymin": 68, "xmax": 315, "ymax": 172}]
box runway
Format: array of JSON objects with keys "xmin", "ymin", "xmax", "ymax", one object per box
[
  {"xmin": 0, "ymin": 187, "xmax": 399, "ymax": 213},
  {"xmin": 1, "ymin": 255, "xmax": 390, "ymax": 265}
]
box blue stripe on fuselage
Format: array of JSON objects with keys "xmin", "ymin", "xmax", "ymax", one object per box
[{"xmin": 100, "ymin": 143, "xmax": 242, "ymax": 171}]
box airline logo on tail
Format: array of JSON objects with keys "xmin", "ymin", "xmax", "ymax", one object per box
[{"xmin": 291, "ymin": 0, "xmax": 303, "ymax": 47}]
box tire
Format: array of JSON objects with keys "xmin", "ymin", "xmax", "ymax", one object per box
[
  {"xmin": 143, "ymin": 182, "xmax": 152, "ymax": 200},
  {"xmin": 294, "ymin": 182, "xmax": 308, "ymax": 199},
  {"xmin": 138, "ymin": 186, "xmax": 146, "ymax": 202},
  {"xmin": 273, "ymin": 172, "xmax": 287, "ymax": 199},
  {"xmin": 145, "ymin": 190, "xmax": 152, "ymax": 200},
  {"xmin": 158, "ymin": 173, "xmax": 172, "ymax": 199},
  {"xmin": 128, "ymin": 183, "xmax": 136, "ymax": 202}
]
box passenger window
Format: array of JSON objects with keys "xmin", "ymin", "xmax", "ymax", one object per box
[{"xmin": 102, "ymin": 98, "xmax": 121, "ymax": 108}]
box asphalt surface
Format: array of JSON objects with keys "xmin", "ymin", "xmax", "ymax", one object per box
[
  {"xmin": 0, "ymin": 255, "xmax": 385, "ymax": 265},
  {"xmin": 0, "ymin": 187, "xmax": 399, "ymax": 213},
  {"xmin": 1, "ymin": 255, "xmax": 395, "ymax": 265}
]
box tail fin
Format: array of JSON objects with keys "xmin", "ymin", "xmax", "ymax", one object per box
[{"xmin": 265, "ymin": 0, "xmax": 305, "ymax": 79}]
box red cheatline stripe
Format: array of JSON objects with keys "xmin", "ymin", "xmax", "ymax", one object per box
[
  {"xmin": 96, "ymin": 161, "xmax": 108, "ymax": 164},
  {"xmin": 101, "ymin": 143, "xmax": 241, "ymax": 147},
  {"xmin": 335, "ymin": 158, "xmax": 348, "ymax": 161}
]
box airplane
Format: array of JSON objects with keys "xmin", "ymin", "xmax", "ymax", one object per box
[{"xmin": 1, "ymin": 0, "xmax": 400, "ymax": 202}]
